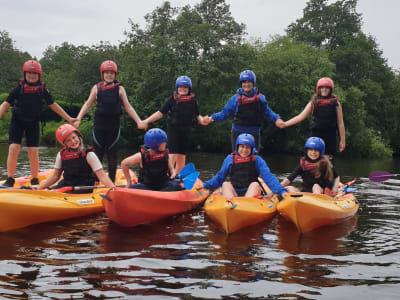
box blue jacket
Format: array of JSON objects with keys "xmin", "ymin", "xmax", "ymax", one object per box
[
  {"xmin": 203, "ymin": 154, "xmax": 287, "ymax": 197},
  {"xmin": 211, "ymin": 88, "xmax": 281, "ymax": 134}
]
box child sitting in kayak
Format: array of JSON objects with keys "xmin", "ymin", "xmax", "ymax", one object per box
[
  {"xmin": 196, "ymin": 133, "xmax": 287, "ymax": 198},
  {"xmin": 36, "ymin": 124, "xmax": 115, "ymax": 193},
  {"xmin": 280, "ymin": 137, "xmax": 340, "ymax": 195},
  {"xmin": 121, "ymin": 128, "xmax": 183, "ymax": 191}
]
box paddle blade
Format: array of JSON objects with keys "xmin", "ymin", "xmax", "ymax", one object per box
[
  {"xmin": 182, "ymin": 171, "xmax": 200, "ymax": 190},
  {"xmin": 369, "ymin": 171, "xmax": 394, "ymax": 182},
  {"xmin": 176, "ymin": 163, "xmax": 196, "ymax": 180}
]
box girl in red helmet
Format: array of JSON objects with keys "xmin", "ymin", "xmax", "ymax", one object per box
[
  {"xmin": 36, "ymin": 124, "xmax": 114, "ymax": 192},
  {"xmin": 282, "ymin": 77, "xmax": 346, "ymax": 157},
  {"xmin": 0, "ymin": 60, "xmax": 76, "ymax": 187},
  {"xmin": 73, "ymin": 60, "xmax": 147, "ymax": 183}
]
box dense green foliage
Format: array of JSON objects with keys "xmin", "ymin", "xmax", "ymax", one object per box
[{"xmin": 0, "ymin": 0, "xmax": 398, "ymax": 157}]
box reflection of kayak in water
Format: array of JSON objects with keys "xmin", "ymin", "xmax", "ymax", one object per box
[
  {"xmin": 204, "ymin": 180, "xmax": 279, "ymax": 233},
  {"xmin": 102, "ymin": 179, "xmax": 209, "ymax": 227},
  {"xmin": 276, "ymin": 214, "xmax": 358, "ymax": 255},
  {"xmin": 277, "ymin": 192, "xmax": 359, "ymax": 233},
  {"xmin": 0, "ymin": 169, "xmax": 129, "ymax": 232}
]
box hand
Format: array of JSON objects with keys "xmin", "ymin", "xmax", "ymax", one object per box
[
  {"xmin": 331, "ymin": 187, "xmax": 339, "ymax": 195},
  {"xmin": 195, "ymin": 182, "xmax": 204, "ymax": 190},
  {"xmin": 72, "ymin": 119, "xmax": 81, "ymax": 128},
  {"xmin": 281, "ymin": 192, "xmax": 288, "ymax": 199},
  {"xmin": 137, "ymin": 121, "xmax": 148, "ymax": 130},
  {"xmin": 275, "ymin": 119, "xmax": 285, "ymax": 129},
  {"xmin": 203, "ymin": 116, "xmax": 213, "ymax": 126},
  {"xmin": 170, "ymin": 170, "xmax": 177, "ymax": 180},
  {"xmin": 339, "ymin": 140, "xmax": 346, "ymax": 152}
]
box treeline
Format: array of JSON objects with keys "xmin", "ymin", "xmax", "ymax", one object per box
[{"xmin": 1, "ymin": 0, "xmax": 399, "ymax": 157}]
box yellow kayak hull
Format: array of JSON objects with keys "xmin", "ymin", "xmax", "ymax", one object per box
[
  {"xmin": 204, "ymin": 181, "xmax": 279, "ymax": 234},
  {"xmin": 277, "ymin": 192, "xmax": 359, "ymax": 233}
]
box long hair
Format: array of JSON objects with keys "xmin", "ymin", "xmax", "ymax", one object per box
[
  {"xmin": 310, "ymin": 155, "xmax": 334, "ymax": 181},
  {"xmin": 310, "ymin": 90, "xmax": 337, "ymax": 109}
]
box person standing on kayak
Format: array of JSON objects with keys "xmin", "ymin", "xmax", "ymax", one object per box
[
  {"xmin": 142, "ymin": 76, "xmax": 207, "ymax": 175},
  {"xmin": 196, "ymin": 133, "xmax": 287, "ymax": 198},
  {"xmin": 280, "ymin": 137, "xmax": 340, "ymax": 194},
  {"xmin": 0, "ymin": 60, "xmax": 76, "ymax": 187},
  {"xmin": 36, "ymin": 124, "xmax": 115, "ymax": 193},
  {"xmin": 73, "ymin": 60, "xmax": 147, "ymax": 183},
  {"xmin": 203, "ymin": 70, "xmax": 285, "ymax": 151},
  {"xmin": 121, "ymin": 128, "xmax": 183, "ymax": 191},
  {"xmin": 282, "ymin": 77, "xmax": 346, "ymax": 157}
]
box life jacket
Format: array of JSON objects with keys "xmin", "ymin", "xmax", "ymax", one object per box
[
  {"xmin": 311, "ymin": 96, "xmax": 338, "ymax": 129},
  {"xmin": 233, "ymin": 91, "xmax": 264, "ymax": 127},
  {"xmin": 60, "ymin": 146, "xmax": 96, "ymax": 187},
  {"xmin": 167, "ymin": 92, "xmax": 197, "ymax": 127},
  {"xmin": 138, "ymin": 146, "xmax": 170, "ymax": 187},
  {"xmin": 12, "ymin": 80, "xmax": 45, "ymax": 122},
  {"xmin": 230, "ymin": 153, "xmax": 259, "ymax": 190},
  {"xmin": 300, "ymin": 156, "xmax": 327, "ymax": 172},
  {"xmin": 95, "ymin": 81, "xmax": 123, "ymax": 116}
]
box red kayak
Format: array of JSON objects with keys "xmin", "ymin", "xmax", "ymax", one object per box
[{"xmin": 103, "ymin": 179, "xmax": 209, "ymax": 227}]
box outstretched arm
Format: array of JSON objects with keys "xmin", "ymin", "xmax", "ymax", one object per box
[
  {"xmin": 49, "ymin": 103, "xmax": 76, "ymax": 124},
  {"xmin": 119, "ymin": 87, "xmax": 147, "ymax": 130},
  {"xmin": 283, "ymin": 101, "xmax": 313, "ymax": 128},
  {"xmin": 74, "ymin": 85, "xmax": 97, "ymax": 128},
  {"xmin": 121, "ymin": 153, "xmax": 141, "ymax": 187},
  {"xmin": 37, "ymin": 169, "xmax": 62, "ymax": 190},
  {"xmin": 143, "ymin": 111, "xmax": 164, "ymax": 125}
]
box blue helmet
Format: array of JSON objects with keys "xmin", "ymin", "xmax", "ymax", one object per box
[
  {"xmin": 304, "ymin": 137, "xmax": 325, "ymax": 159},
  {"xmin": 236, "ymin": 133, "xmax": 255, "ymax": 153},
  {"xmin": 239, "ymin": 70, "xmax": 256, "ymax": 86},
  {"xmin": 175, "ymin": 76, "xmax": 192, "ymax": 93},
  {"xmin": 144, "ymin": 128, "xmax": 168, "ymax": 151}
]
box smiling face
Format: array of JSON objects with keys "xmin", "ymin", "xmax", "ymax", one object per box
[
  {"xmin": 306, "ymin": 148, "xmax": 320, "ymax": 160},
  {"xmin": 103, "ymin": 71, "xmax": 116, "ymax": 83},
  {"xmin": 237, "ymin": 144, "xmax": 252, "ymax": 157},
  {"xmin": 64, "ymin": 132, "xmax": 81, "ymax": 150},
  {"xmin": 241, "ymin": 80, "xmax": 253, "ymax": 94},
  {"xmin": 319, "ymin": 86, "xmax": 331, "ymax": 97},
  {"xmin": 177, "ymin": 85, "xmax": 190, "ymax": 96},
  {"xmin": 25, "ymin": 72, "xmax": 40, "ymax": 84}
]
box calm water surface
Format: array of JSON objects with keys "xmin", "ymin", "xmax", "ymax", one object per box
[{"xmin": 0, "ymin": 145, "xmax": 399, "ymax": 299}]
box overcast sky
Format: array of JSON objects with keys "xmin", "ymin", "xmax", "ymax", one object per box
[{"xmin": 1, "ymin": 0, "xmax": 399, "ymax": 70}]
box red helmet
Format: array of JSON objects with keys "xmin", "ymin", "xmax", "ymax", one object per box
[
  {"xmin": 56, "ymin": 124, "xmax": 82, "ymax": 145},
  {"xmin": 100, "ymin": 60, "xmax": 118, "ymax": 80},
  {"xmin": 316, "ymin": 77, "xmax": 334, "ymax": 93},
  {"xmin": 23, "ymin": 60, "xmax": 42, "ymax": 79}
]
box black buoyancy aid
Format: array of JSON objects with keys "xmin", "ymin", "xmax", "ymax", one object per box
[
  {"xmin": 12, "ymin": 80, "xmax": 45, "ymax": 122},
  {"xmin": 230, "ymin": 153, "xmax": 259, "ymax": 189},
  {"xmin": 300, "ymin": 156, "xmax": 327, "ymax": 171},
  {"xmin": 60, "ymin": 146, "xmax": 96, "ymax": 187},
  {"xmin": 167, "ymin": 92, "xmax": 197, "ymax": 126},
  {"xmin": 95, "ymin": 81, "xmax": 123, "ymax": 116},
  {"xmin": 138, "ymin": 146, "xmax": 170, "ymax": 187},
  {"xmin": 233, "ymin": 92, "xmax": 264, "ymax": 127},
  {"xmin": 311, "ymin": 96, "xmax": 338, "ymax": 129}
]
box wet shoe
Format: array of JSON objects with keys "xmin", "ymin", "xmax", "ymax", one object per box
[
  {"xmin": 30, "ymin": 178, "xmax": 39, "ymax": 185},
  {"xmin": 3, "ymin": 177, "xmax": 15, "ymax": 187}
]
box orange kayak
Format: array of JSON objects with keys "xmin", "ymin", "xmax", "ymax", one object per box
[
  {"xmin": 277, "ymin": 192, "xmax": 358, "ymax": 233},
  {"xmin": 0, "ymin": 169, "xmax": 130, "ymax": 232},
  {"xmin": 103, "ymin": 179, "xmax": 209, "ymax": 227},
  {"xmin": 204, "ymin": 180, "xmax": 279, "ymax": 233}
]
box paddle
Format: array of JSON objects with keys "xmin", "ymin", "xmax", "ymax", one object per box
[
  {"xmin": 181, "ymin": 171, "xmax": 200, "ymax": 190},
  {"xmin": 369, "ymin": 171, "xmax": 400, "ymax": 182},
  {"xmin": 176, "ymin": 163, "xmax": 196, "ymax": 180}
]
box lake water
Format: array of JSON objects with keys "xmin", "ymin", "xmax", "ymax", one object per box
[{"xmin": 0, "ymin": 145, "xmax": 399, "ymax": 299}]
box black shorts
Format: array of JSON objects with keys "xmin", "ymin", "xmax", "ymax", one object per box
[
  {"xmin": 167, "ymin": 125, "xmax": 192, "ymax": 155},
  {"xmin": 231, "ymin": 130, "xmax": 260, "ymax": 152},
  {"xmin": 8, "ymin": 114, "xmax": 40, "ymax": 147},
  {"xmin": 311, "ymin": 128, "xmax": 337, "ymax": 156}
]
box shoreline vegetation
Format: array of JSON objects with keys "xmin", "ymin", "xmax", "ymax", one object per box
[{"xmin": 1, "ymin": 0, "xmax": 399, "ymax": 158}]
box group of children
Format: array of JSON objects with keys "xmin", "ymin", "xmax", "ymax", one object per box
[{"xmin": 0, "ymin": 60, "xmax": 344, "ymax": 197}]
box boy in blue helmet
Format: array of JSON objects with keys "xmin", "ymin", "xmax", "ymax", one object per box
[
  {"xmin": 203, "ymin": 70, "xmax": 285, "ymax": 151},
  {"xmin": 281, "ymin": 137, "xmax": 340, "ymax": 194},
  {"xmin": 196, "ymin": 133, "xmax": 287, "ymax": 198},
  {"xmin": 121, "ymin": 128, "xmax": 183, "ymax": 191},
  {"xmin": 143, "ymin": 76, "xmax": 208, "ymax": 174}
]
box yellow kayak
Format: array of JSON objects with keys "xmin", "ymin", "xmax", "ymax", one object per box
[
  {"xmin": 0, "ymin": 169, "xmax": 130, "ymax": 232},
  {"xmin": 204, "ymin": 181, "xmax": 279, "ymax": 233},
  {"xmin": 277, "ymin": 192, "xmax": 358, "ymax": 233}
]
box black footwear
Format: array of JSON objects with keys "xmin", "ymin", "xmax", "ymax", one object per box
[
  {"xmin": 3, "ymin": 177, "xmax": 15, "ymax": 187},
  {"xmin": 30, "ymin": 178, "xmax": 39, "ymax": 185}
]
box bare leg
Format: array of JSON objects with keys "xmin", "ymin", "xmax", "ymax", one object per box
[
  {"xmin": 285, "ymin": 185, "xmax": 300, "ymax": 193},
  {"xmin": 244, "ymin": 182, "xmax": 261, "ymax": 198},
  {"xmin": 221, "ymin": 181, "xmax": 238, "ymax": 198},
  {"xmin": 7, "ymin": 143, "xmax": 21, "ymax": 178},
  {"xmin": 27, "ymin": 147, "xmax": 39, "ymax": 178},
  {"xmin": 173, "ymin": 154, "xmax": 186, "ymax": 175},
  {"xmin": 312, "ymin": 183, "xmax": 324, "ymax": 194}
]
